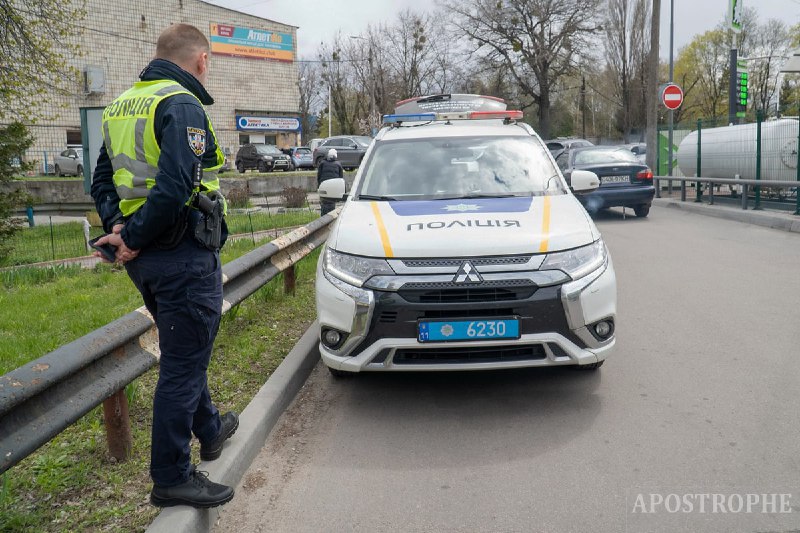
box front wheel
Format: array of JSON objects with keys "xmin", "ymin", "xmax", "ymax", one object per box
[
  {"xmin": 258, "ymin": 161, "xmax": 268, "ymax": 173},
  {"xmin": 634, "ymin": 204, "xmax": 650, "ymax": 218},
  {"xmin": 54, "ymin": 164, "xmax": 61, "ymax": 177},
  {"xmin": 236, "ymin": 161, "xmax": 245, "ymax": 173},
  {"xmin": 76, "ymin": 164, "xmax": 83, "ymax": 176},
  {"xmin": 314, "ymin": 157, "xmax": 324, "ymax": 168}
]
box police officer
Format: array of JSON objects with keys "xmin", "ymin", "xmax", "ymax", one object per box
[
  {"xmin": 316, "ymin": 148, "xmax": 344, "ymax": 215},
  {"xmin": 90, "ymin": 24, "xmax": 238, "ymax": 509}
]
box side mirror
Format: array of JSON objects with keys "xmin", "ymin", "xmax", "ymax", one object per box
[
  {"xmin": 570, "ymin": 170, "xmax": 600, "ymax": 193},
  {"xmin": 318, "ymin": 177, "xmax": 346, "ymax": 201}
]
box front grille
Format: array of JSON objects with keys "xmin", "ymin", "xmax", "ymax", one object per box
[
  {"xmin": 423, "ymin": 308, "xmax": 514, "ymax": 319},
  {"xmin": 393, "ymin": 344, "xmax": 547, "ymax": 365},
  {"xmin": 378, "ymin": 311, "xmax": 398, "ymax": 323},
  {"xmin": 399, "ymin": 280, "xmax": 536, "ymax": 303},
  {"xmin": 402, "ymin": 256, "xmax": 531, "ymax": 268}
]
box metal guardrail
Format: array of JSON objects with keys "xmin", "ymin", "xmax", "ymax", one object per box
[
  {"xmin": 0, "ymin": 213, "xmax": 336, "ymax": 474},
  {"xmin": 654, "ymin": 176, "xmax": 800, "ymax": 215}
]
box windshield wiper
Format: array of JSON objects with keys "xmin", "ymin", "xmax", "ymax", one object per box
[
  {"xmin": 434, "ymin": 193, "xmax": 522, "ymax": 200},
  {"xmin": 358, "ymin": 194, "xmax": 400, "ymax": 201}
]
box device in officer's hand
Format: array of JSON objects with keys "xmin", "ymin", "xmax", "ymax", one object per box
[{"xmin": 88, "ymin": 235, "xmax": 117, "ymax": 262}]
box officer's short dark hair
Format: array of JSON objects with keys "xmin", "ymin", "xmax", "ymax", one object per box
[{"xmin": 156, "ymin": 24, "xmax": 210, "ymax": 65}]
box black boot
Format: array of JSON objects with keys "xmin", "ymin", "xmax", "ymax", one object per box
[
  {"xmin": 150, "ymin": 466, "xmax": 234, "ymax": 508},
  {"xmin": 200, "ymin": 411, "xmax": 239, "ymax": 461}
]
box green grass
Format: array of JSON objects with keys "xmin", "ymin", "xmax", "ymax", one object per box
[{"xmin": 0, "ymin": 242, "xmax": 320, "ymax": 532}]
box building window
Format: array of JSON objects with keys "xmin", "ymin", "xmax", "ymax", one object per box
[
  {"xmin": 239, "ymin": 134, "xmax": 250, "ymax": 145},
  {"xmin": 66, "ymin": 130, "xmax": 82, "ymax": 146}
]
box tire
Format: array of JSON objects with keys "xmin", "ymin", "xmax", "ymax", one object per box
[
  {"xmin": 236, "ymin": 161, "xmax": 245, "ymax": 174},
  {"xmin": 54, "ymin": 164, "xmax": 61, "ymax": 177},
  {"xmin": 633, "ymin": 204, "xmax": 650, "ymax": 218},
  {"xmin": 258, "ymin": 161, "xmax": 268, "ymax": 173},
  {"xmin": 76, "ymin": 164, "xmax": 83, "ymax": 176},
  {"xmin": 327, "ymin": 366, "xmax": 356, "ymax": 378},
  {"xmin": 314, "ymin": 157, "xmax": 324, "ymax": 168},
  {"xmin": 575, "ymin": 360, "xmax": 605, "ymax": 370}
]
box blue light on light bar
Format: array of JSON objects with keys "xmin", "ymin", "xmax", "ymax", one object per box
[{"xmin": 382, "ymin": 113, "xmax": 437, "ymax": 124}]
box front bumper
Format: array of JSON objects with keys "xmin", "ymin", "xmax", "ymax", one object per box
[{"xmin": 315, "ymin": 253, "xmax": 617, "ymax": 372}]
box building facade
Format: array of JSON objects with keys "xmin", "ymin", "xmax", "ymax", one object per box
[{"xmin": 25, "ymin": 0, "xmax": 300, "ymax": 174}]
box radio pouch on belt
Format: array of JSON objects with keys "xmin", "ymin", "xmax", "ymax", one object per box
[{"xmin": 191, "ymin": 162, "xmax": 223, "ymax": 251}]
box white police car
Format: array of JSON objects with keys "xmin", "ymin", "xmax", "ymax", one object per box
[{"xmin": 316, "ymin": 94, "xmax": 616, "ymax": 375}]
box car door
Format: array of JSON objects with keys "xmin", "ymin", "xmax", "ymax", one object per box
[
  {"xmin": 338, "ymin": 137, "xmax": 358, "ymax": 167},
  {"xmin": 64, "ymin": 149, "xmax": 78, "ymax": 174}
]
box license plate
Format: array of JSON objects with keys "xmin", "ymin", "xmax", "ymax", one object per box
[
  {"xmin": 602, "ymin": 175, "xmax": 630, "ymax": 183},
  {"xmin": 418, "ymin": 318, "xmax": 520, "ymax": 342}
]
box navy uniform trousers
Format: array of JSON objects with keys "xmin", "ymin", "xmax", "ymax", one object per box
[{"xmin": 125, "ymin": 232, "xmax": 223, "ymax": 487}]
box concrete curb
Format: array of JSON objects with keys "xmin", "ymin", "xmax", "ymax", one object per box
[
  {"xmin": 653, "ymin": 198, "xmax": 800, "ymax": 234},
  {"xmin": 145, "ymin": 322, "xmax": 320, "ymax": 533}
]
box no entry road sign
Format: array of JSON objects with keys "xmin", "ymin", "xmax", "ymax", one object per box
[{"xmin": 661, "ymin": 83, "xmax": 684, "ymax": 110}]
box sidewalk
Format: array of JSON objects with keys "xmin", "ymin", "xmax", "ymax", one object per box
[{"xmin": 653, "ymin": 197, "xmax": 800, "ymax": 234}]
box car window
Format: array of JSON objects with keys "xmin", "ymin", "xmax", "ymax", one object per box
[
  {"xmin": 323, "ymin": 138, "xmax": 344, "ymax": 147},
  {"xmin": 255, "ymin": 145, "xmax": 282, "ymax": 155},
  {"xmin": 573, "ymin": 148, "xmax": 639, "ymax": 165},
  {"xmin": 546, "ymin": 142, "xmax": 564, "ymax": 152},
  {"xmin": 358, "ymin": 136, "xmax": 564, "ymax": 200},
  {"xmin": 354, "ymin": 136, "xmax": 372, "ymax": 147},
  {"xmin": 61, "ymin": 150, "xmax": 69, "ymax": 157},
  {"xmin": 295, "ymin": 148, "xmax": 311, "ymax": 155},
  {"xmin": 555, "ymin": 151, "xmax": 570, "ymax": 171}
]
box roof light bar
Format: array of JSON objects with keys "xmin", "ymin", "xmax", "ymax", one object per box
[
  {"xmin": 469, "ymin": 110, "xmax": 524, "ymax": 120},
  {"xmin": 382, "ymin": 113, "xmax": 437, "ymax": 124},
  {"xmin": 382, "ymin": 110, "xmax": 524, "ymax": 125}
]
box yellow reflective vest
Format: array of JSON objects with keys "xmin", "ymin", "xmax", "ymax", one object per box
[{"xmin": 101, "ymin": 79, "xmax": 225, "ymax": 217}]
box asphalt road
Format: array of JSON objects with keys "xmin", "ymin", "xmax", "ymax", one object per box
[{"xmin": 214, "ymin": 205, "xmax": 800, "ymax": 533}]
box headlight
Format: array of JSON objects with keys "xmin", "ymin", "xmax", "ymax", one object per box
[
  {"xmin": 323, "ymin": 247, "xmax": 394, "ymax": 287},
  {"xmin": 541, "ymin": 239, "xmax": 606, "ymax": 280}
]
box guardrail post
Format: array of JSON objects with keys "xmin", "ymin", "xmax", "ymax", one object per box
[
  {"xmin": 284, "ymin": 264, "xmax": 296, "ymax": 295},
  {"xmin": 741, "ymin": 183, "xmax": 748, "ymax": 210},
  {"xmin": 655, "ymin": 132, "xmax": 661, "ymax": 198},
  {"xmin": 795, "ymin": 115, "xmax": 800, "ymax": 216},
  {"xmin": 754, "ymin": 109, "xmax": 763, "ymax": 210},
  {"xmin": 102, "ymin": 384, "xmax": 132, "ymax": 462},
  {"xmin": 695, "ymin": 119, "xmax": 702, "ymax": 203}
]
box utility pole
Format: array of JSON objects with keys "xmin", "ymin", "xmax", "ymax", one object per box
[
  {"xmin": 645, "ymin": 0, "xmax": 661, "ymax": 179},
  {"xmin": 581, "ymin": 75, "xmax": 587, "ymax": 139}
]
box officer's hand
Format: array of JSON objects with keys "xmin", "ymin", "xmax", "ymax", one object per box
[{"xmin": 93, "ymin": 225, "xmax": 140, "ymax": 264}]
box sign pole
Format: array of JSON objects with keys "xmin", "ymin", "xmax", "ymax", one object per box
[
  {"xmin": 667, "ymin": 0, "xmax": 675, "ymax": 195},
  {"xmin": 728, "ymin": 0, "xmax": 743, "ymax": 124}
]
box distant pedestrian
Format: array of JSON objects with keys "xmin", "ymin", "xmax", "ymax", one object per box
[{"xmin": 317, "ymin": 148, "xmax": 344, "ymax": 215}]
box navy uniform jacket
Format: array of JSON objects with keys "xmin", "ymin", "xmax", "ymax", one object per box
[{"xmin": 91, "ymin": 59, "xmax": 221, "ymax": 251}]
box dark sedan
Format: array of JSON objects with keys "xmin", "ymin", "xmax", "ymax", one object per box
[{"xmin": 555, "ymin": 146, "xmax": 655, "ymax": 217}]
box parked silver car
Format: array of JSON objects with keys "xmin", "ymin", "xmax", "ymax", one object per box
[{"xmin": 54, "ymin": 148, "xmax": 84, "ymax": 177}]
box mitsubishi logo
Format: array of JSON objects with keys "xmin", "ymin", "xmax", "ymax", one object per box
[{"xmin": 453, "ymin": 261, "xmax": 483, "ymax": 284}]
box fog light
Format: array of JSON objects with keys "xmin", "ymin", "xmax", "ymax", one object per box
[
  {"xmin": 322, "ymin": 328, "xmax": 344, "ymax": 348},
  {"xmin": 594, "ymin": 320, "xmax": 612, "ymax": 338}
]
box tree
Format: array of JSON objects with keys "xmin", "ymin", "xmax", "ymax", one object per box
[
  {"xmin": 297, "ymin": 61, "xmax": 322, "ymax": 141},
  {"xmin": 0, "ymin": 1, "xmax": 83, "ymax": 263},
  {"xmin": 605, "ymin": 0, "xmax": 650, "ymax": 141},
  {"xmin": 444, "ymin": 0, "xmax": 603, "ymax": 139}
]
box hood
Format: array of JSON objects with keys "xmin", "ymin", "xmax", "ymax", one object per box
[{"xmin": 329, "ymin": 195, "xmax": 597, "ymax": 258}]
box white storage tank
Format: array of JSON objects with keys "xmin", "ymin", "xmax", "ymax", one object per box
[{"xmin": 676, "ymin": 118, "xmax": 799, "ymax": 182}]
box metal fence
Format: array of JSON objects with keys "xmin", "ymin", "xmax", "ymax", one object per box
[
  {"xmin": 3, "ymin": 206, "xmax": 320, "ymax": 267},
  {"xmin": 656, "ymin": 113, "xmax": 800, "ymax": 213},
  {"xmin": 0, "ymin": 212, "xmax": 335, "ymax": 475}
]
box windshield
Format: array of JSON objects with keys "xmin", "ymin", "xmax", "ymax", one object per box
[
  {"xmin": 255, "ymin": 145, "xmax": 282, "ymax": 155},
  {"xmin": 357, "ymin": 136, "xmax": 564, "ymax": 200},
  {"xmin": 573, "ymin": 148, "xmax": 639, "ymax": 165}
]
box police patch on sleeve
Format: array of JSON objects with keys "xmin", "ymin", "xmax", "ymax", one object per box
[{"xmin": 187, "ymin": 127, "xmax": 206, "ymax": 156}]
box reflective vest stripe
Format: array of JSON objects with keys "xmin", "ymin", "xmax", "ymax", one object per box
[{"xmin": 134, "ymin": 118, "xmax": 147, "ymax": 163}]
